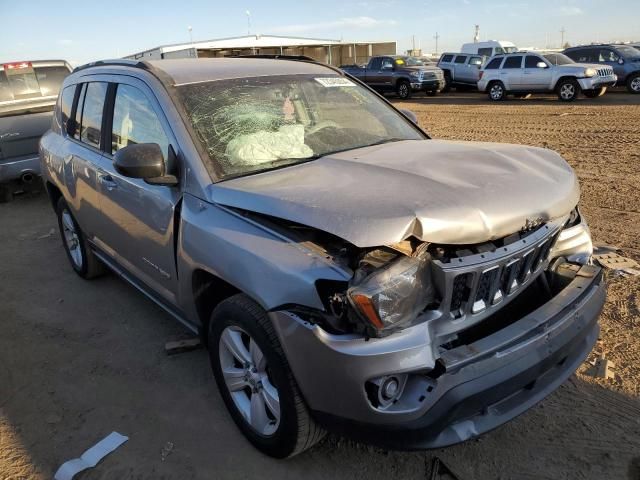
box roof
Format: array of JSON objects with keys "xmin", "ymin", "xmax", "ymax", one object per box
[{"xmin": 147, "ymin": 58, "xmax": 337, "ymax": 86}]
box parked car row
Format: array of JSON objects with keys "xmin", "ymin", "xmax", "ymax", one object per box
[{"xmin": 338, "ymin": 43, "xmax": 640, "ymax": 102}]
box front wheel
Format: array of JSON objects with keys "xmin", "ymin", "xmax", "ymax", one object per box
[
  {"xmin": 557, "ymin": 79, "xmax": 580, "ymax": 101},
  {"xmin": 583, "ymin": 87, "xmax": 607, "ymax": 98},
  {"xmin": 396, "ymin": 80, "xmax": 412, "ymax": 99},
  {"xmin": 208, "ymin": 294, "xmax": 325, "ymax": 458},
  {"xmin": 627, "ymin": 73, "xmax": 640, "ymax": 94},
  {"xmin": 488, "ymin": 82, "xmax": 506, "ymax": 101}
]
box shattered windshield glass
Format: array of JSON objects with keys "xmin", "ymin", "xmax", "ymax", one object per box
[{"xmin": 177, "ymin": 74, "xmax": 424, "ymax": 179}]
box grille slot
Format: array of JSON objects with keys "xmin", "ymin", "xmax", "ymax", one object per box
[{"xmin": 438, "ymin": 224, "xmax": 560, "ymax": 321}]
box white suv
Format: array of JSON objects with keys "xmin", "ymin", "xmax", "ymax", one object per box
[{"xmin": 478, "ymin": 52, "xmax": 617, "ymax": 101}]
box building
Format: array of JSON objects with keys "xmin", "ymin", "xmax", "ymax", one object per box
[{"xmin": 124, "ymin": 34, "xmax": 396, "ymax": 67}]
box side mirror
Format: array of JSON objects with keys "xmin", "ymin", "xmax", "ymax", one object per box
[
  {"xmin": 618, "ymin": 58, "xmax": 625, "ymax": 65},
  {"xmin": 114, "ymin": 143, "xmax": 178, "ymax": 185},
  {"xmin": 399, "ymin": 108, "xmax": 419, "ymax": 125},
  {"xmin": 536, "ymin": 62, "xmax": 548, "ymax": 69}
]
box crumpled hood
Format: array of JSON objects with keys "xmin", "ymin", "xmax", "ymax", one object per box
[{"xmin": 207, "ymin": 139, "xmax": 579, "ymax": 247}]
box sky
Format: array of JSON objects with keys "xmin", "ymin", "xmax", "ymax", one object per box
[{"xmin": 1, "ymin": 0, "xmax": 638, "ymax": 65}]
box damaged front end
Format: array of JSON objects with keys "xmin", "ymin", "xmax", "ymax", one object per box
[{"xmin": 266, "ymin": 206, "xmax": 604, "ymax": 448}]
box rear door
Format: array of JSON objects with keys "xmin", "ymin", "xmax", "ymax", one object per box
[
  {"xmin": 521, "ymin": 55, "xmax": 553, "ymax": 90},
  {"xmin": 92, "ymin": 78, "xmax": 181, "ymax": 303},
  {"xmin": 453, "ymin": 55, "xmax": 468, "ymax": 82}
]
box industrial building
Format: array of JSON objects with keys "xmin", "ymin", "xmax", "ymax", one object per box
[{"xmin": 124, "ymin": 34, "xmax": 396, "ymax": 66}]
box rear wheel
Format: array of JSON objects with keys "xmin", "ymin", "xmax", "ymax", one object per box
[
  {"xmin": 209, "ymin": 294, "xmax": 325, "ymax": 458},
  {"xmin": 55, "ymin": 197, "xmax": 106, "ymax": 279},
  {"xmin": 627, "ymin": 73, "xmax": 640, "ymax": 94},
  {"xmin": 488, "ymin": 81, "xmax": 506, "ymax": 101},
  {"xmin": 396, "ymin": 80, "xmax": 412, "ymax": 99},
  {"xmin": 557, "ymin": 79, "xmax": 580, "ymax": 101},
  {"xmin": 583, "ymin": 87, "xmax": 607, "ymax": 98}
]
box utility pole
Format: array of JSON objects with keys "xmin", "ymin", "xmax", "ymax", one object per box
[
  {"xmin": 246, "ymin": 10, "xmax": 251, "ymax": 35},
  {"xmin": 474, "ymin": 24, "xmax": 480, "ymax": 43},
  {"xmin": 187, "ymin": 25, "xmax": 193, "ymax": 44},
  {"xmin": 560, "ymin": 26, "xmax": 566, "ymax": 47},
  {"xmin": 434, "ymin": 32, "xmax": 440, "ymax": 55}
]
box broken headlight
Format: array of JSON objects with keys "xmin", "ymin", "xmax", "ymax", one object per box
[
  {"xmin": 347, "ymin": 252, "xmax": 434, "ymax": 335},
  {"xmin": 550, "ymin": 207, "xmax": 593, "ymax": 265}
]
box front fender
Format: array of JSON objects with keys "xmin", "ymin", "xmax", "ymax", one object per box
[{"xmin": 177, "ymin": 194, "xmax": 351, "ymax": 325}]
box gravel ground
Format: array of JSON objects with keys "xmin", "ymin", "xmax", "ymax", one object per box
[{"xmin": 1, "ymin": 91, "xmax": 639, "ymax": 480}]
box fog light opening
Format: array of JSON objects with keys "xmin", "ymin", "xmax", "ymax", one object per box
[{"xmin": 366, "ymin": 374, "xmax": 408, "ymax": 409}]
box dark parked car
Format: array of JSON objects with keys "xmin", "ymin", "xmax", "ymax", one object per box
[
  {"xmin": 341, "ymin": 55, "xmax": 445, "ymax": 99},
  {"xmin": 0, "ymin": 60, "xmax": 72, "ymax": 201},
  {"xmin": 41, "ymin": 57, "xmax": 603, "ymax": 458},
  {"xmin": 564, "ymin": 44, "xmax": 640, "ymax": 93}
]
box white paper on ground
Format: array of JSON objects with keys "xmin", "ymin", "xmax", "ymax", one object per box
[{"xmin": 54, "ymin": 431, "xmax": 128, "ymax": 480}]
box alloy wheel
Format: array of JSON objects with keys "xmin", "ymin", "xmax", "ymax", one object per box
[
  {"xmin": 398, "ymin": 83, "xmax": 409, "ymax": 98},
  {"xmin": 61, "ymin": 209, "xmax": 83, "ymax": 269},
  {"xmin": 631, "ymin": 77, "xmax": 640, "ymax": 92},
  {"xmin": 490, "ymin": 84, "xmax": 503, "ymax": 100},
  {"xmin": 219, "ymin": 326, "xmax": 280, "ymax": 436},
  {"xmin": 560, "ymin": 83, "xmax": 575, "ymax": 100}
]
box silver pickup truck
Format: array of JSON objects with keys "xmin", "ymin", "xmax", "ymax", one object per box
[
  {"xmin": 41, "ymin": 57, "xmax": 604, "ymax": 458},
  {"xmin": 437, "ymin": 52, "xmax": 485, "ymax": 91},
  {"xmin": 0, "ymin": 60, "xmax": 71, "ymax": 201}
]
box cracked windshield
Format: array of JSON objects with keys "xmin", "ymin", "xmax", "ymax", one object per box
[{"xmin": 178, "ymin": 74, "xmax": 423, "ymax": 179}]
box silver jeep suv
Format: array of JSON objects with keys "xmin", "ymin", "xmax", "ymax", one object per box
[
  {"xmin": 478, "ymin": 52, "xmax": 617, "ymax": 101},
  {"xmin": 40, "ymin": 57, "xmax": 605, "ymax": 458}
]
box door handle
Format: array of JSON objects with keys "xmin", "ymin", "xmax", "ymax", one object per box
[{"xmin": 99, "ymin": 174, "xmax": 118, "ymax": 191}]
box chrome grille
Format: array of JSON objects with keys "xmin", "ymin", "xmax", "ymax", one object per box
[
  {"xmin": 433, "ymin": 222, "xmax": 562, "ymax": 325},
  {"xmin": 597, "ymin": 67, "xmax": 614, "ymax": 77}
]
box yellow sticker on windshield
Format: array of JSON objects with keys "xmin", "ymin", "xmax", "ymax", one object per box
[{"xmin": 395, "ymin": 59, "xmax": 405, "ymax": 65}]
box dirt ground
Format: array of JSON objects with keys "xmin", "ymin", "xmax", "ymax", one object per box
[{"xmin": 1, "ymin": 91, "xmax": 640, "ymax": 480}]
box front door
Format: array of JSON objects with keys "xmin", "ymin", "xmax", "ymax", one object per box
[
  {"xmin": 93, "ymin": 79, "xmax": 181, "ymax": 304},
  {"xmin": 521, "ymin": 55, "xmax": 553, "ymax": 90}
]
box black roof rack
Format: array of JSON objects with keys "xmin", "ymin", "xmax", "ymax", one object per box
[
  {"xmin": 72, "ymin": 59, "xmax": 148, "ymax": 73},
  {"xmin": 235, "ymin": 54, "xmax": 318, "ymax": 62}
]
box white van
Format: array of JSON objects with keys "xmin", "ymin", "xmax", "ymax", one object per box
[{"xmin": 461, "ymin": 41, "xmax": 518, "ymax": 57}]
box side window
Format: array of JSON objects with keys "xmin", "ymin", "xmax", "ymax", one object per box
[
  {"xmin": 469, "ymin": 56, "xmax": 483, "ymax": 66},
  {"xmin": 478, "ymin": 48, "xmax": 492, "ymax": 57},
  {"xmin": 599, "ymin": 49, "xmax": 619, "ymax": 62},
  {"xmin": 441, "ymin": 54, "xmax": 454, "ymax": 63},
  {"xmin": 503, "ymin": 56, "xmax": 523, "ymax": 68},
  {"xmin": 370, "ymin": 57, "xmax": 382, "ymax": 70},
  {"xmin": 111, "ymin": 84, "xmax": 169, "ymax": 159},
  {"xmin": 79, "ymin": 82, "xmax": 107, "ymax": 149},
  {"xmin": 525, "ymin": 56, "xmax": 544, "ymax": 68},
  {"xmin": 484, "ymin": 57, "xmax": 503, "ymax": 69},
  {"xmin": 72, "ymin": 83, "xmax": 87, "ymax": 141},
  {"xmin": 381, "ymin": 58, "xmax": 394, "ymax": 69},
  {"xmin": 59, "ymin": 85, "xmax": 75, "ymax": 134},
  {"xmin": 454, "ymin": 55, "xmax": 467, "ymax": 64}
]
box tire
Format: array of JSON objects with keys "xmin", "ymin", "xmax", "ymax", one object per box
[
  {"xmin": 0, "ymin": 185, "xmax": 12, "ymax": 203},
  {"xmin": 441, "ymin": 72, "xmax": 451, "ymax": 93},
  {"xmin": 583, "ymin": 87, "xmax": 607, "ymax": 98},
  {"xmin": 56, "ymin": 197, "xmax": 106, "ymax": 279},
  {"xmin": 487, "ymin": 81, "xmax": 506, "ymax": 101},
  {"xmin": 556, "ymin": 78, "xmax": 580, "ymax": 102},
  {"xmin": 396, "ymin": 80, "xmax": 412, "ymax": 99},
  {"xmin": 626, "ymin": 73, "xmax": 640, "ymax": 94},
  {"xmin": 208, "ymin": 294, "xmax": 325, "ymax": 458}
]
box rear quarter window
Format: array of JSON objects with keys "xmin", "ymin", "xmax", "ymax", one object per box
[
  {"xmin": 440, "ymin": 54, "xmax": 454, "ymax": 63},
  {"xmin": 59, "ymin": 85, "xmax": 75, "ymax": 134}
]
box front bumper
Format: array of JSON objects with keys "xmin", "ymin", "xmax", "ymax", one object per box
[
  {"xmin": 578, "ymin": 74, "xmax": 617, "ymax": 90},
  {"xmin": 411, "ymin": 78, "xmax": 445, "ymax": 91},
  {"xmin": 270, "ymin": 264, "xmax": 605, "ymax": 449},
  {"xmin": 0, "ymin": 155, "xmax": 41, "ymax": 183}
]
